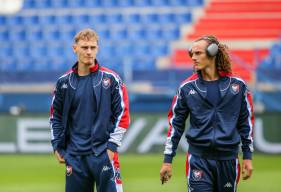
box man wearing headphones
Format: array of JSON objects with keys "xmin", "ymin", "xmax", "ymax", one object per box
[{"xmin": 160, "ymin": 35, "xmax": 254, "ymax": 192}]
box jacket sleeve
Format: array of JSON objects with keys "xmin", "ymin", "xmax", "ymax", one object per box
[
  {"xmin": 237, "ymin": 85, "xmax": 254, "ymax": 160},
  {"xmin": 164, "ymin": 87, "xmax": 189, "ymax": 163},
  {"xmin": 107, "ymin": 77, "xmax": 130, "ymax": 152},
  {"xmin": 49, "ymin": 80, "xmax": 65, "ymax": 156}
]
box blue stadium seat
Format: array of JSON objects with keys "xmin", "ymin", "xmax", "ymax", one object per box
[
  {"xmin": 83, "ymin": 0, "xmax": 102, "ymax": 7},
  {"xmin": 32, "ymin": 58, "xmax": 50, "ymax": 71},
  {"xmin": 50, "ymin": 0, "xmax": 69, "ymax": 8},
  {"xmin": 49, "ymin": 58, "xmax": 67, "ymax": 71},
  {"xmin": 106, "ymin": 13, "xmax": 123, "ymax": 24},
  {"xmin": 98, "ymin": 43, "xmax": 114, "ymax": 59},
  {"xmin": 35, "ymin": 0, "xmax": 52, "ymax": 8},
  {"xmin": 133, "ymin": 0, "xmax": 151, "ymax": 6},
  {"xmin": 89, "ymin": 14, "xmax": 106, "ymax": 25},
  {"xmin": 117, "ymin": 0, "xmax": 133, "ymax": 7},
  {"xmin": 0, "ymin": 58, "xmax": 16, "ymax": 71},
  {"xmin": 0, "ymin": 16, "xmax": 6, "ymax": 25},
  {"xmin": 161, "ymin": 25, "xmax": 180, "ymax": 40},
  {"xmin": 149, "ymin": 41, "xmax": 169, "ymax": 56},
  {"xmin": 96, "ymin": 27, "xmax": 110, "ymax": 40},
  {"xmin": 6, "ymin": 15, "xmax": 23, "ymax": 26},
  {"xmin": 140, "ymin": 13, "xmax": 158, "ymax": 24},
  {"xmin": 131, "ymin": 57, "xmax": 156, "ymax": 70},
  {"xmin": 15, "ymin": 58, "xmax": 33, "ymax": 71},
  {"xmin": 0, "ymin": 29, "xmax": 9, "ymax": 41},
  {"xmin": 127, "ymin": 26, "xmax": 145, "ymax": 40},
  {"xmin": 112, "ymin": 42, "xmax": 132, "ymax": 56},
  {"xmin": 26, "ymin": 27, "xmax": 43, "ymax": 41},
  {"xmin": 60, "ymin": 27, "xmax": 77, "ymax": 41},
  {"xmin": 55, "ymin": 14, "xmax": 74, "ymax": 25},
  {"xmin": 23, "ymin": 0, "xmax": 36, "ymax": 8},
  {"xmin": 29, "ymin": 42, "xmax": 47, "ymax": 59},
  {"xmin": 100, "ymin": 0, "xmax": 118, "ymax": 7},
  {"xmin": 145, "ymin": 26, "xmax": 162, "ymax": 40},
  {"xmin": 39, "ymin": 15, "xmax": 56, "ymax": 25},
  {"xmin": 132, "ymin": 42, "xmax": 150, "ymax": 57},
  {"xmin": 68, "ymin": 0, "xmax": 86, "ymax": 7},
  {"xmin": 157, "ymin": 13, "xmax": 174, "ymax": 24},
  {"xmin": 125, "ymin": 13, "xmax": 141, "ymax": 24},
  {"xmin": 9, "ymin": 28, "xmax": 27, "ymax": 41},
  {"xmin": 12, "ymin": 43, "xmax": 30, "ymax": 59},
  {"xmin": 150, "ymin": 0, "xmax": 168, "ymax": 6},
  {"xmin": 0, "ymin": 44, "xmax": 12, "ymax": 58},
  {"xmin": 174, "ymin": 13, "xmax": 191, "ymax": 23},
  {"xmin": 110, "ymin": 27, "xmax": 127, "ymax": 41},
  {"xmin": 23, "ymin": 15, "xmax": 40, "ymax": 25},
  {"xmin": 43, "ymin": 27, "xmax": 61, "ymax": 41}
]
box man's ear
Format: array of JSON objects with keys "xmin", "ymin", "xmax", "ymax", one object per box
[{"xmin": 72, "ymin": 44, "xmax": 77, "ymax": 53}]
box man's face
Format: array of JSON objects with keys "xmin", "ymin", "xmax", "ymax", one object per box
[
  {"xmin": 190, "ymin": 40, "xmax": 215, "ymax": 71},
  {"xmin": 73, "ymin": 38, "xmax": 98, "ymax": 66}
]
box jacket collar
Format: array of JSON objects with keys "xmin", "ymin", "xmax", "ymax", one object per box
[
  {"xmin": 71, "ymin": 59, "xmax": 100, "ymax": 74},
  {"xmin": 195, "ymin": 71, "xmax": 231, "ymax": 99}
]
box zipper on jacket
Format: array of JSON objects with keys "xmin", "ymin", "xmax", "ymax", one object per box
[{"xmin": 211, "ymin": 108, "xmax": 217, "ymax": 150}]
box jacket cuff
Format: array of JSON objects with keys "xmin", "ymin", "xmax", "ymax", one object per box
[
  {"xmin": 107, "ymin": 142, "xmax": 118, "ymax": 152},
  {"xmin": 164, "ymin": 155, "xmax": 174, "ymax": 163},
  {"xmin": 243, "ymin": 151, "xmax": 252, "ymax": 160}
]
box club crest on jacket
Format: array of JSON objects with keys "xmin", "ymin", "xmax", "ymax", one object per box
[
  {"xmin": 231, "ymin": 83, "xmax": 240, "ymax": 94},
  {"xmin": 102, "ymin": 78, "xmax": 111, "ymax": 89}
]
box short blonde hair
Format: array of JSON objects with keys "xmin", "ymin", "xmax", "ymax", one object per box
[{"xmin": 74, "ymin": 28, "xmax": 99, "ymax": 43}]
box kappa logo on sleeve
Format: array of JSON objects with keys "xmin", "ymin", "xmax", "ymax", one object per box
[{"xmin": 61, "ymin": 83, "xmax": 68, "ymax": 89}]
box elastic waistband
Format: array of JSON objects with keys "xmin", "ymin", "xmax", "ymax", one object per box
[{"xmin": 188, "ymin": 145, "xmax": 238, "ymax": 160}]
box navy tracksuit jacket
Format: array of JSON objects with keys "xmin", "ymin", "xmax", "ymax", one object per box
[
  {"xmin": 164, "ymin": 72, "xmax": 254, "ymax": 162},
  {"xmin": 163, "ymin": 72, "xmax": 254, "ymax": 191},
  {"xmin": 50, "ymin": 61, "xmax": 130, "ymax": 156},
  {"xmin": 50, "ymin": 61, "xmax": 130, "ymax": 192}
]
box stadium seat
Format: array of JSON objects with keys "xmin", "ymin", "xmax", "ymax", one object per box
[
  {"xmin": 0, "ymin": 44, "xmax": 12, "ymax": 58},
  {"xmin": 8, "ymin": 28, "xmax": 27, "ymax": 41},
  {"xmin": 110, "ymin": 27, "xmax": 127, "ymax": 41},
  {"xmin": 12, "ymin": 43, "xmax": 30, "ymax": 59},
  {"xmin": 0, "ymin": 16, "xmax": 6, "ymax": 25},
  {"xmin": 0, "ymin": 29, "xmax": 9, "ymax": 41},
  {"xmin": 23, "ymin": 15, "xmax": 40, "ymax": 26},
  {"xmin": 26, "ymin": 27, "xmax": 43, "ymax": 41}
]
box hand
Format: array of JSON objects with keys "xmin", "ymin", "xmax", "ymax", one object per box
[
  {"xmin": 54, "ymin": 150, "xmax": 65, "ymax": 164},
  {"xmin": 160, "ymin": 163, "xmax": 172, "ymax": 185},
  {"xmin": 107, "ymin": 149, "xmax": 114, "ymax": 162},
  {"xmin": 242, "ymin": 159, "xmax": 253, "ymax": 180}
]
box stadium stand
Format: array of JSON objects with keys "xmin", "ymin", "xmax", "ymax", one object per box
[
  {"xmin": 0, "ymin": 0, "xmax": 281, "ymax": 112},
  {"xmin": 165, "ymin": 0, "xmax": 281, "ymax": 84}
]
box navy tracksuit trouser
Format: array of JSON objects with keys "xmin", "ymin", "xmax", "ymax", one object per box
[
  {"xmin": 186, "ymin": 153, "xmax": 240, "ymax": 192},
  {"xmin": 64, "ymin": 151, "xmax": 123, "ymax": 192}
]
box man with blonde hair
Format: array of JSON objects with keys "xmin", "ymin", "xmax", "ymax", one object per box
[{"xmin": 50, "ymin": 28, "xmax": 130, "ymax": 192}]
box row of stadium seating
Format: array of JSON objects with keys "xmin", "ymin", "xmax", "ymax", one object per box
[
  {"xmin": 170, "ymin": 0, "xmax": 281, "ymax": 83},
  {"xmin": 0, "ymin": 25, "xmax": 181, "ymax": 41},
  {"xmin": 23, "ymin": 0, "xmax": 203, "ymax": 8},
  {"xmin": 0, "ymin": 13, "xmax": 192, "ymax": 26}
]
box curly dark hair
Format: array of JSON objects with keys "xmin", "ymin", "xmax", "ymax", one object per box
[{"xmin": 195, "ymin": 35, "xmax": 232, "ymax": 74}]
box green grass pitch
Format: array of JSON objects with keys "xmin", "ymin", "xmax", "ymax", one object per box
[{"xmin": 0, "ymin": 154, "xmax": 280, "ymax": 192}]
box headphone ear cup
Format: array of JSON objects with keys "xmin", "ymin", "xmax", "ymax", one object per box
[
  {"xmin": 206, "ymin": 43, "xmax": 218, "ymax": 57},
  {"xmin": 188, "ymin": 47, "xmax": 193, "ymax": 57}
]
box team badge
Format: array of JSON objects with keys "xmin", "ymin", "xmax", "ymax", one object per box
[
  {"xmin": 114, "ymin": 168, "xmax": 122, "ymax": 184},
  {"xmin": 102, "ymin": 78, "xmax": 111, "ymax": 89},
  {"xmin": 66, "ymin": 165, "xmax": 72, "ymax": 176},
  {"xmin": 192, "ymin": 170, "xmax": 203, "ymax": 181},
  {"xmin": 231, "ymin": 83, "xmax": 240, "ymax": 94}
]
